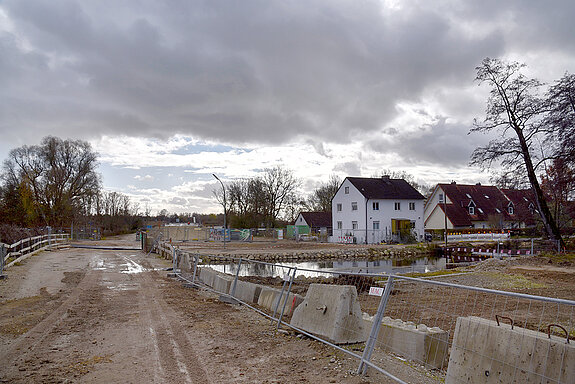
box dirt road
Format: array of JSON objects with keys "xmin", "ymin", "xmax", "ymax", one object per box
[{"xmin": 1, "ymin": 236, "xmax": 396, "ymax": 383}]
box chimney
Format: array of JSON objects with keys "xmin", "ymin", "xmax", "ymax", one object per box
[{"xmin": 382, "ymin": 175, "xmax": 390, "ymax": 180}]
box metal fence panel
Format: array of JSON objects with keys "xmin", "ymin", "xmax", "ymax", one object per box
[{"xmin": 162, "ymin": 242, "xmax": 575, "ymax": 383}]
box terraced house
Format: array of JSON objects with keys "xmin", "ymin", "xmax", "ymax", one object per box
[
  {"xmin": 424, "ymin": 182, "xmax": 537, "ymax": 231},
  {"xmin": 331, "ymin": 176, "xmax": 425, "ymax": 244}
]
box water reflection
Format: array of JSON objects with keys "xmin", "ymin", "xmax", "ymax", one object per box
[{"xmin": 206, "ymin": 256, "xmax": 445, "ymax": 279}]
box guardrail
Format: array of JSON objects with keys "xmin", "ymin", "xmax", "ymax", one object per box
[
  {"xmin": 447, "ymin": 232, "xmax": 510, "ymax": 242},
  {"xmin": 1, "ymin": 233, "xmax": 70, "ymax": 272},
  {"xmin": 150, "ymin": 240, "xmax": 575, "ymax": 383}
]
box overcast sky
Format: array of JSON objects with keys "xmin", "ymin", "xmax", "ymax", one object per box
[{"xmin": 1, "ymin": 0, "xmax": 574, "ymax": 215}]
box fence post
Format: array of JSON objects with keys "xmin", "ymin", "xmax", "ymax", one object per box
[
  {"xmin": 357, "ymin": 275, "xmax": 395, "ymax": 375},
  {"xmin": 172, "ymin": 246, "xmax": 177, "ymax": 273},
  {"xmin": 191, "ymin": 253, "xmax": 200, "ymax": 284},
  {"xmin": 277, "ymin": 267, "xmax": 297, "ymax": 330},
  {"xmin": 1, "ymin": 244, "xmax": 6, "ymax": 279},
  {"xmin": 47, "ymin": 226, "xmax": 52, "ymax": 249},
  {"xmin": 272, "ymin": 270, "xmax": 292, "ymax": 321},
  {"xmin": 230, "ymin": 258, "xmax": 242, "ymax": 297}
]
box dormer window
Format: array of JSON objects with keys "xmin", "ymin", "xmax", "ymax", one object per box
[
  {"xmin": 528, "ymin": 203, "xmax": 535, "ymax": 214},
  {"xmin": 468, "ymin": 201, "xmax": 476, "ymax": 215},
  {"xmin": 508, "ymin": 203, "xmax": 514, "ymax": 215}
]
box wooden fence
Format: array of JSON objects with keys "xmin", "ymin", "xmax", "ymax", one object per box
[{"xmin": 1, "ymin": 233, "xmax": 70, "ymax": 271}]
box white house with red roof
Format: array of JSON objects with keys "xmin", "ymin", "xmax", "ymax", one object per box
[
  {"xmin": 331, "ymin": 176, "xmax": 425, "ymax": 244},
  {"xmin": 424, "ymin": 182, "xmax": 537, "ymax": 231}
]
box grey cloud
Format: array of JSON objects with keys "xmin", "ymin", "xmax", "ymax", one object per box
[
  {"xmin": 368, "ymin": 118, "xmax": 478, "ymax": 167},
  {"xmin": 0, "ymin": 0, "xmax": 573, "ymax": 154},
  {"xmin": 0, "ymin": 0, "xmax": 504, "ymax": 145}
]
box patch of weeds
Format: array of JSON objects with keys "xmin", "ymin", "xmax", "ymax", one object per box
[
  {"xmin": 401, "ymin": 269, "xmax": 462, "ymax": 278},
  {"xmin": 539, "ymin": 252, "xmax": 575, "ymax": 265},
  {"xmin": 482, "ymin": 272, "xmax": 547, "ymax": 290},
  {"xmin": 66, "ymin": 355, "xmax": 113, "ymax": 375}
]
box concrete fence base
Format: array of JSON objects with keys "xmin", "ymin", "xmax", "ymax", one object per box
[
  {"xmin": 362, "ymin": 316, "xmax": 449, "ymax": 369},
  {"xmin": 290, "ymin": 284, "xmax": 367, "ymax": 344},
  {"xmin": 446, "ymin": 316, "xmax": 574, "ymax": 384}
]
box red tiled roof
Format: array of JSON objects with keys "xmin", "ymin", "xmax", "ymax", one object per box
[{"xmin": 501, "ymin": 188, "xmax": 538, "ymax": 226}]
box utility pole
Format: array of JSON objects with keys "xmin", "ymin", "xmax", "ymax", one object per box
[{"xmin": 213, "ymin": 174, "xmax": 227, "ymax": 249}]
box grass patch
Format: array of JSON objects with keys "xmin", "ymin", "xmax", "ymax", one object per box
[
  {"xmin": 539, "ymin": 252, "xmax": 575, "ymax": 264},
  {"xmin": 401, "ymin": 269, "xmax": 461, "ymax": 278},
  {"xmin": 482, "ymin": 272, "xmax": 547, "ymax": 290}
]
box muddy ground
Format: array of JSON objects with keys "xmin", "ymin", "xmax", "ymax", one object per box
[{"xmin": 1, "ymin": 235, "xmax": 574, "ymax": 383}]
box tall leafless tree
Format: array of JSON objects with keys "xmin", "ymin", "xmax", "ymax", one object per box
[
  {"xmin": 470, "ymin": 58, "xmax": 564, "ymax": 247},
  {"xmin": 2, "ymin": 137, "xmax": 100, "ymax": 227}
]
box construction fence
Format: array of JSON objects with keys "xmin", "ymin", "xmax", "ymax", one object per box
[
  {"xmin": 150, "ymin": 226, "xmax": 283, "ymax": 243},
  {"xmin": 150, "ymin": 241, "xmax": 575, "ymax": 384}
]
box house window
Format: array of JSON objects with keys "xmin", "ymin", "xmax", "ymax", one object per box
[
  {"xmin": 337, "ymin": 221, "xmax": 342, "ymax": 229},
  {"xmin": 373, "ymin": 221, "xmax": 380, "ymax": 230},
  {"xmin": 351, "ymin": 202, "xmax": 358, "ymax": 211},
  {"xmin": 373, "ymin": 202, "xmax": 379, "ymax": 210},
  {"xmin": 344, "ymin": 186, "xmax": 349, "ymax": 194},
  {"xmin": 409, "ymin": 202, "xmax": 415, "ymax": 211},
  {"xmin": 352, "ymin": 221, "xmax": 358, "ymax": 230},
  {"xmin": 336, "ymin": 203, "xmax": 342, "ymax": 212},
  {"xmin": 439, "ymin": 193, "xmax": 444, "ymax": 202},
  {"xmin": 508, "ymin": 204, "xmax": 514, "ymax": 215},
  {"xmin": 469, "ymin": 206, "xmax": 475, "ymax": 215},
  {"xmin": 394, "ymin": 202, "xmax": 401, "ymax": 211}
]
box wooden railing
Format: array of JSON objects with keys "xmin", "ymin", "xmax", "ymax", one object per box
[{"xmin": 1, "ymin": 233, "xmax": 70, "ymax": 270}]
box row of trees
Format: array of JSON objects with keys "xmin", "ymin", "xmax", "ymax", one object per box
[
  {"xmin": 0, "ymin": 136, "xmax": 141, "ymax": 234},
  {"xmin": 471, "ymin": 58, "xmax": 575, "ymax": 247}
]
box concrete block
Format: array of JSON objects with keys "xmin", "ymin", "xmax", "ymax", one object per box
[
  {"xmin": 290, "ymin": 284, "xmax": 367, "ymax": 344},
  {"xmin": 446, "ymin": 316, "xmax": 575, "ymax": 384},
  {"xmin": 198, "ymin": 267, "xmax": 216, "ymax": 287},
  {"xmin": 213, "ymin": 274, "xmax": 233, "ymax": 294},
  {"xmin": 363, "ymin": 316, "xmax": 448, "ymax": 369},
  {"xmin": 231, "ymin": 280, "xmax": 262, "ymax": 304},
  {"xmin": 257, "ymin": 287, "xmax": 304, "ymax": 316}
]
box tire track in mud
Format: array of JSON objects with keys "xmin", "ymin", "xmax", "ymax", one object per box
[
  {"xmin": 135, "ymin": 267, "xmax": 212, "ymax": 383},
  {"xmin": 0, "ymin": 270, "xmax": 96, "ymax": 366}
]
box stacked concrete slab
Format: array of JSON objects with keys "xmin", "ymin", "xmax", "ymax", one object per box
[
  {"xmin": 290, "ymin": 284, "xmax": 367, "ymax": 344},
  {"xmin": 362, "ymin": 316, "xmax": 449, "ymax": 369},
  {"xmin": 446, "ymin": 316, "xmax": 574, "ymax": 384}
]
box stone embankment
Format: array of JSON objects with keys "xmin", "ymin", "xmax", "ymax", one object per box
[{"xmin": 176, "ymin": 246, "xmax": 436, "ymax": 263}]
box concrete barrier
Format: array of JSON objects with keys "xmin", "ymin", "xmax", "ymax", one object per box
[
  {"xmin": 198, "ymin": 267, "xmax": 217, "ymax": 287},
  {"xmin": 362, "ymin": 316, "xmax": 448, "ymax": 369},
  {"xmin": 446, "ymin": 316, "xmax": 574, "ymax": 384},
  {"xmin": 257, "ymin": 287, "xmax": 304, "ymax": 316},
  {"xmin": 290, "ymin": 284, "xmax": 367, "ymax": 344},
  {"xmin": 213, "ymin": 274, "xmax": 233, "ymax": 294},
  {"xmin": 231, "ymin": 280, "xmax": 262, "ymax": 304}
]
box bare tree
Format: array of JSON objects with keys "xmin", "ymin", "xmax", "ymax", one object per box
[
  {"xmin": 546, "ymin": 73, "xmax": 575, "ymax": 164},
  {"xmin": 307, "ymin": 175, "xmax": 341, "ymax": 212},
  {"xmin": 261, "ymin": 165, "xmax": 300, "ymax": 227},
  {"xmin": 471, "ymin": 58, "xmax": 564, "ymax": 247},
  {"xmin": 2, "ymin": 137, "xmax": 100, "ymax": 227}
]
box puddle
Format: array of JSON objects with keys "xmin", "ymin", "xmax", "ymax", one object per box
[{"xmin": 120, "ymin": 257, "xmax": 146, "ymax": 274}]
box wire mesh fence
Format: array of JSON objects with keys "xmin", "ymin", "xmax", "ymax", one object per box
[{"xmin": 159, "ymin": 242, "xmax": 575, "ymax": 383}]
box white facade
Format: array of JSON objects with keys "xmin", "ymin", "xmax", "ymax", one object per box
[
  {"xmin": 331, "ymin": 178, "xmax": 425, "ymax": 244},
  {"xmin": 424, "ymin": 186, "xmax": 455, "ymax": 230}
]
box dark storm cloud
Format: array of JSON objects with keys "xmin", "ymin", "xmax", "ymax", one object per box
[
  {"xmin": 1, "ymin": 0, "xmax": 573, "ymax": 159},
  {"xmin": 0, "ymin": 1, "xmax": 496, "ymax": 143}
]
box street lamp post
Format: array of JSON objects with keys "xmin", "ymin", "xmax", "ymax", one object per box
[{"xmin": 213, "ymin": 174, "xmax": 227, "ymax": 248}]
